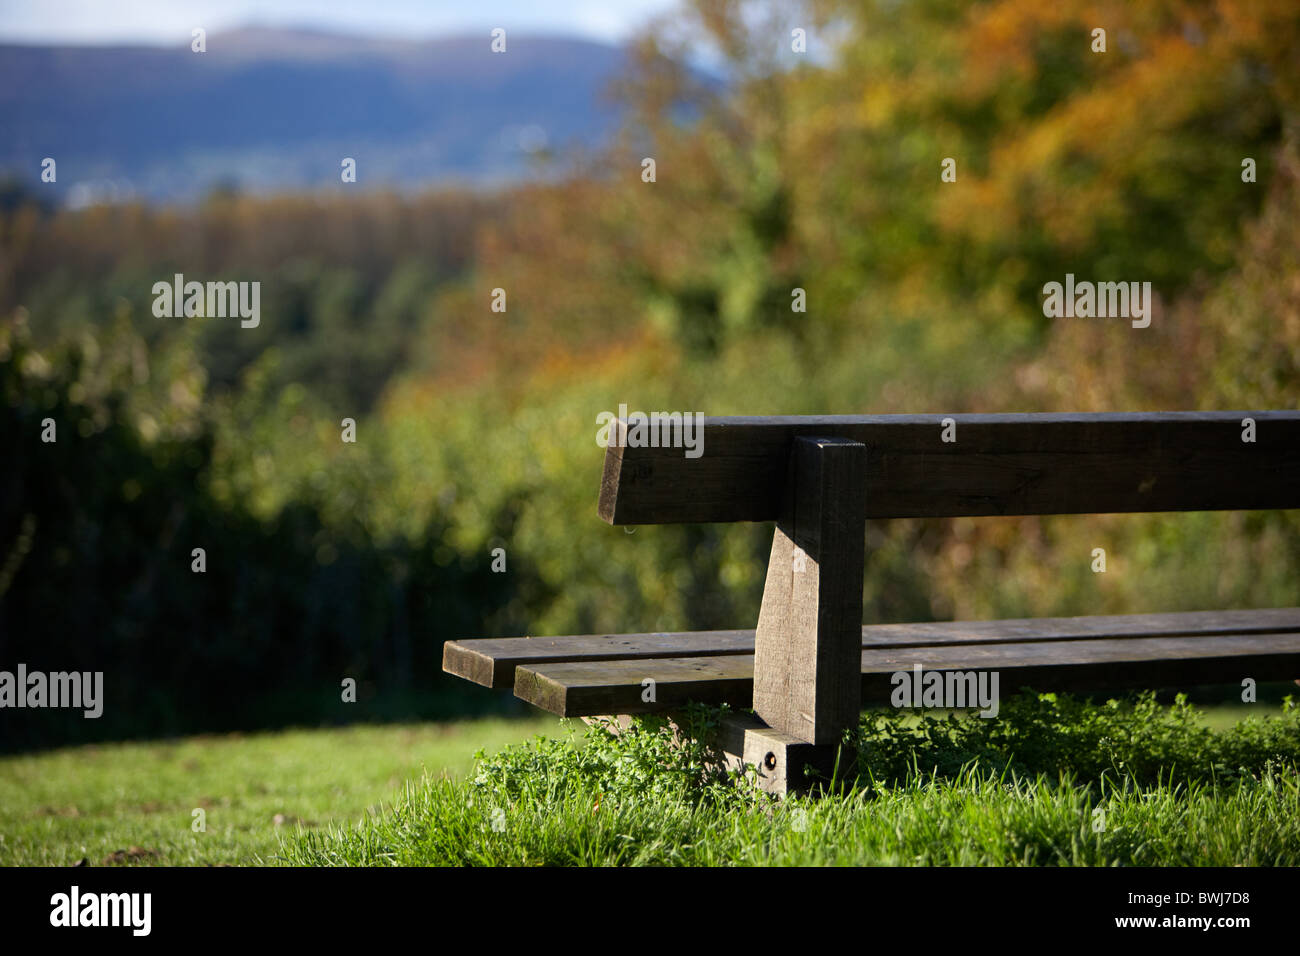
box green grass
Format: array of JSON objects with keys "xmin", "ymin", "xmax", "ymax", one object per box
[
  {"xmin": 284, "ymin": 693, "xmax": 1300, "ymax": 866},
  {"xmin": 0, "ymin": 717, "xmax": 558, "ymax": 866},
  {"xmin": 7, "ymin": 695, "xmax": 1300, "ymax": 867},
  {"xmin": 283, "ymin": 762, "xmax": 1300, "ymax": 866}
]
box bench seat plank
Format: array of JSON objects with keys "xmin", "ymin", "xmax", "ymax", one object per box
[
  {"xmin": 514, "ymin": 655, "xmax": 757, "ymax": 716},
  {"xmin": 443, "ymin": 630, "xmax": 753, "ymax": 688},
  {"xmin": 863, "ymin": 607, "xmax": 1300, "ymax": 646},
  {"xmin": 858, "ymin": 632, "xmax": 1300, "ymax": 701},
  {"xmin": 444, "ymin": 607, "xmax": 1300, "ymax": 688},
  {"xmin": 513, "ymin": 630, "xmax": 1300, "ymax": 716}
]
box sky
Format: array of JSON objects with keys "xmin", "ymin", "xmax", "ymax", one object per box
[{"xmin": 0, "ymin": 0, "xmax": 681, "ymax": 45}]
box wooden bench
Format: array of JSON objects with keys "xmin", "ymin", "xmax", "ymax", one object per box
[{"xmin": 444, "ymin": 412, "xmax": 1300, "ymax": 793}]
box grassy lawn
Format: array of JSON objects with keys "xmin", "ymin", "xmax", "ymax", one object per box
[
  {"xmin": 285, "ymin": 762, "xmax": 1300, "ymax": 867},
  {"xmin": 6, "ymin": 694, "xmax": 1300, "ymax": 867},
  {"xmin": 285, "ymin": 693, "xmax": 1300, "ymax": 866},
  {"xmin": 0, "ymin": 716, "xmax": 558, "ymax": 866}
]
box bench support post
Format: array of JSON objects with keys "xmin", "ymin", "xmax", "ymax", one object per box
[
  {"xmin": 753, "ymin": 436, "xmax": 867, "ymax": 760},
  {"xmin": 717, "ymin": 712, "xmax": 854, "ymax": 796}
]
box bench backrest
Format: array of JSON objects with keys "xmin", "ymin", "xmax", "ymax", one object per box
[{"xmin": 599, "ymin": 412, "xmax": 1300, "ymax": 525}]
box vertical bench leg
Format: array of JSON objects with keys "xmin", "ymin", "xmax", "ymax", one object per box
[{"xmin": 749, "ymin": 436, "xmax": 866, "ymax": 789}]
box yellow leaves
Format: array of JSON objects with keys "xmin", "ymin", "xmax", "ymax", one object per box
[
  {"xmin": 964, "ymin": 0, "xmax": 1075, "ymax": 88},
  {"xmin": 858, "ymin": 83, "xmax": 895, "ymax": 131},
  {"xmin": 941, "ymin": 6, "xmax": 1253, "ymax": 251}
]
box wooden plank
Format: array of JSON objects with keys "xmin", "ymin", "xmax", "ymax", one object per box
[
  {"xmin": 858, "ymin": 632, "xmax": 1300, "ymax": 703},
  {"xmin": 444, "ymin": 608, "xmax": 1300, "ymax": 687},
  {"xmin": 442, "ymin": 629, "xmax": 752, "ymax": 688},
  {"xmin": 513, "ymin": 655, "xmax": 755, "ymax": 716},
  {"xmin": 596, "ymin": 411, "xmax": 1300, "ymax": 524},
  {"xmin": 753, "ymin": 436, "xmax": 866, "ymax": 744},
  {"xmin": 860, "ymin": 607, "xmax": 1300, "ymax": 647},
  {"xmin": 512, "ymin": 631, "xmax": 1300, "ymax": 716}
]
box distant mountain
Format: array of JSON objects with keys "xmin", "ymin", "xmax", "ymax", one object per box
[{"xmin": 0, "ymin": 27, "xmax": 637, "ymax": 204}]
